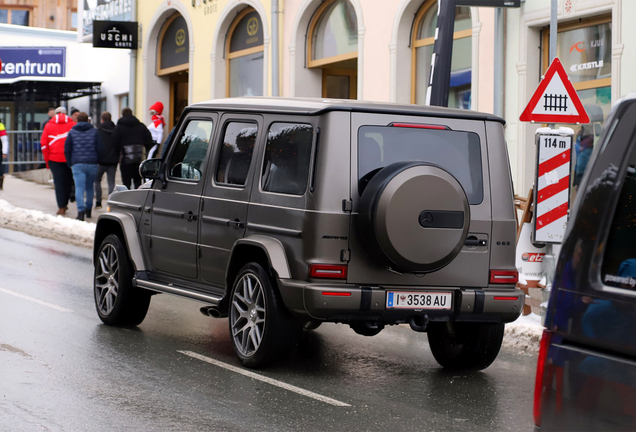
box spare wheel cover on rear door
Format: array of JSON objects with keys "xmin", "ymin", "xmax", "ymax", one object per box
[{"xmin": 358, "ymin": 161, "xmax": 470, "ymax": 273}]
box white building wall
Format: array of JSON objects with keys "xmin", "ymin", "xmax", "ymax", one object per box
[
  {"xmin": 503, "ymin": 0, "xmax": 629, "ymax": 195},
  {"xmin": 0, "ymin": 24, "xmax": 129, "ymax": 121}
]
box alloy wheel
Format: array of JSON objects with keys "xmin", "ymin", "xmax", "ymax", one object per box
[
  {"xmin": 95, "ymin": 244, "xmax": 119, "ymax": 315},
  {"xmin": 230, "ymin": 272, "xmax": 266, "ymax": 357}
]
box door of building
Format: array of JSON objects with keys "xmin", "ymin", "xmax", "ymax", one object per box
[
  {"xmin": 169, "ymin": 72, "xmax": 189, "ymax": 131},
  {"xmin": 322, "ymin": 69, "xmax": 357, "ymax": 99}
]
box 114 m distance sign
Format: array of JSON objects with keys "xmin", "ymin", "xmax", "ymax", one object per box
[{"xmin": 533, "ymin": 128, "xmax": 574, "ymax": 244}]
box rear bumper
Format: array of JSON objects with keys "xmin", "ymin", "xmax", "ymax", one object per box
[{"xmin": 277, "ymin": 279, "xmax": 524, "ymax": 324}]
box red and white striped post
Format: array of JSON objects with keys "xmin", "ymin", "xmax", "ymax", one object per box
[{"xmin": 533, "ymin": 127, "xmax": 574, "ymax": 244}]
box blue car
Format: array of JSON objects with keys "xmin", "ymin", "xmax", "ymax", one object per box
[{"xmin": 534, "ymin": 93, "xmax": 636, "ymax": 430}]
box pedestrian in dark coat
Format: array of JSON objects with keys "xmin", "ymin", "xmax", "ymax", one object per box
[
  {"xmin": 111, "ymin": 107, "xmax": 154, "ymax": 190},
  {"xmin": 93, "ymin": 111, "xmax": 118, "ymax": 209},
  {"xmin": 65, "ymin": 112, "xmax": 105, "ymax": 221}
]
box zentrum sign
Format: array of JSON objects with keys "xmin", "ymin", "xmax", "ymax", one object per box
[{"xmin": 0, "ymin": 47, "xmax": 66, "ymax": 79}]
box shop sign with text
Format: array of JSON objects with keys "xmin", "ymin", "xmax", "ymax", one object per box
[
  {"xmin": 0, "ymin": 47, "xmax": 66, "ymax": 79},
  {"xmin": 82, "ymin": 0, "xmax": 133, "ymax": 38},
  {"xmin": 556, "ymin": 22, "xmax": 611, "ymax": 84},
  {"xmin": 93, "ymin": 20, "xmax": 137, "ymax": 49}
]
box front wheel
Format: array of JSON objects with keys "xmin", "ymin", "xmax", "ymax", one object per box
[
  {"xmin": 94, "ymin": 234, "xmax": 151, "ymax": 326},
  {"xmin": 427, "ymin": 322, "xmax": 504, "ymax": 370},
  {"xmin": 229, "ymin": 263, "xmax": 300, "ymax": 368}
]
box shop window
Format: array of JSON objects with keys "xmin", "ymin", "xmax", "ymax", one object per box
[
  {"xmin": 412, "ymin": 3, "xmax": 472, "ymax": 108},
  {"xmin": 262, "ymin": 123, "xmax": 314, "ymax": 195},
  {"xmin": 227, "ymin": 9, "xmax": 264, "ymax": 97},
  {"xmin": 307, "ymin": 0, "xmax": 358, "ymax": 99},
  {"xmin": 543, "ymin": 17, "xmax": 612, "ymax": 194},
  {"xmin": 216, "ymin": 122, "xmax": 258, "ymax": 186},
  {"xmin": 0, "ymin": 8, "xmax": 31, "ymax": 26},
  {"xmin": 157, "ymin": 14, "xmax": 189, "ymax": 76}
]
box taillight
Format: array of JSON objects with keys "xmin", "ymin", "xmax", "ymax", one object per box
[
  {"xmin": 390, "ymin": 122, "xmax": 448, "ymax": 130},
  {"xmin": 489, "ymin": 270, "xmax": 519, "ymax": 284},
  {"xmin": 309, "ymin": 264, "xmax": 348, "ymax": 279},
  {"xmin": 534, "ymin": 330, "xmax": 552, "ymax": 427}
]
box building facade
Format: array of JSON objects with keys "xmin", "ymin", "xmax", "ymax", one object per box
[
  {"xmin": 134, "ymin": 0, "xmax": 497, "ymax": 141},
  {"xmin": 0, "ymin": 0, "xmax": 78, "ymax": 31},
  {"xmin": 504, "ymin": 0, "xmax": 633, "ymax": 194}
]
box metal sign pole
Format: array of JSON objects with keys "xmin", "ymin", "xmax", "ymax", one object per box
[
  {"xmin": 542, "ymin": 0, "xmax": 559, "ymax": 313},
  {"xmin": 426, "ymin": 0, "xmax": 456, "ymax": 107}
]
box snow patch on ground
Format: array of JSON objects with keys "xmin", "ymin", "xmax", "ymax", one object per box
[
  {"xmin": 503, "ymin": 313, "xmax": 543, "ymax": 355},
  {"xmin": 0, "ymin": 199, "xmax": 95, "ymax": 248}
]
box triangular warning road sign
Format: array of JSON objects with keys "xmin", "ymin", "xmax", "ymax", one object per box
[{"xmin": 520, "ymin": 58, "xmax": 590, "ymax": 124}]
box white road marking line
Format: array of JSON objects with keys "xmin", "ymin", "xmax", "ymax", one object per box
[
  {"xmin": 0, "ymin": 287, "xmax": 73, "ymax": 313},
  {"xmin": 177, "ymin": 350, "xmax": 351, "ymax": 407}
]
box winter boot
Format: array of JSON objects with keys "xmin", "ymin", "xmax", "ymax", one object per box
[
  {"xmin": 95, "ymin": 201, "xmax": 102, "ymax": 210},
  {"xmin": 76, "ymin": 211, "xmax": 85, "ymax": 221},
  {"xmin": 0, "ymin": 176, "xmax": 4, "ymax": 190},
  {"xmin": 86, "ymin": 208, "xmax": 92, "ymax": 219},
  {"xmin": 56, "ymin": 208, "xmax": 66, "ymax": 216}
]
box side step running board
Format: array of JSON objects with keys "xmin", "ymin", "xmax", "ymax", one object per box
[{"xmin": 134, "ymin": 279, "xmax": 222, "ymax": 305}]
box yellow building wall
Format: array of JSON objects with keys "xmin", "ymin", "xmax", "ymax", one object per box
[{"xmin": 134, "ymin": 0, "xmax": 273, "ymax": 116}]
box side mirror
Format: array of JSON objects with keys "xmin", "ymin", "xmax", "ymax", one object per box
[{"xmin": 139, "ymin": 158, "xmax": 162, "ymax": 179}]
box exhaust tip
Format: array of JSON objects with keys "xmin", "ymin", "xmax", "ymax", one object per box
[{"xmin": 200, "ymin": 306, "xmax": 224, "ymax": 318}]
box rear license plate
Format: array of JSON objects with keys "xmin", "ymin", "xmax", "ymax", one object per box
[{"xmin": 386, "ymin": 291, "xmax": 452, "ymax": 310}]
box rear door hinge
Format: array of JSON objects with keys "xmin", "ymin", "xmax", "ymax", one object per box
[
  {"xmin": 340, "ymin": 249, "xmax": 350, "ymax": 262},
  {"xmin": 152, "ymin": 191, "xmax": 156, "ymax": 204},
  {"xmin": 342, "ymin": 199, "xmax": 352, "ymax": 212},
  {"xmin": 149, "ymin": 237, "xmax": 152, "ymax": 248}
]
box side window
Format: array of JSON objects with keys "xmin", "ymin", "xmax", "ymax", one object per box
[
  {"xmin": 168, "ymin": 120, "xmax": 213, "ymax": 181},
  {"xmin": 261, "ymin": 123, "xmax": 314, "ymax": 195},
  {"xmin": 601, "ymin": 150, "xmax": 636, "ymax": 290},
  {"xmin": 215, "ymin": 122, "xmax": 257, "ymax": 186}
]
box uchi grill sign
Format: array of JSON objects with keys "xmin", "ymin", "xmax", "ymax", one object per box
[{"xmin": 92, "ymin": 20, "xmax": 137, "ymax": 49}]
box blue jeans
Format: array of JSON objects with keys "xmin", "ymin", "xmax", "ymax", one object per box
[{"xmin": 71, "ymin": 163, "xmax": 98, "ymax": 212}]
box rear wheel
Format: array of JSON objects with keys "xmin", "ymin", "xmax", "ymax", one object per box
[
  {"xmin": 229, "ymin": 263, "xmax": 300, "ymax": 368},
  {"xmin": 94, "ymin": 234, "xmax": 151, "ymax": 326},
  {"xmin": 427, "ymin": 322, "xmax": 504, "ymax": 370}
]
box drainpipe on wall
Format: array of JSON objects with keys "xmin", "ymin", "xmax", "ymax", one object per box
[
  {"xmin": 129, "ymin": 0, "xmax": 137, "ymax": 114},
  {"xmin": 271, "ymin": 0, "xmax": 280, "ymax": 97},
  {"xmin": 493, "ymin": 7, "xmax": 504, "ymax": 118}
]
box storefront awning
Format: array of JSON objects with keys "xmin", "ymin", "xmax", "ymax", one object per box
[{"xmin": 0, "ymin": 77, "xmax": 102, "ymax": 102}]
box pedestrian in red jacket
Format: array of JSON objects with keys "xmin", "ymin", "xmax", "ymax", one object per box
[{"xmin": 41, "ymin": 107, "xmax": 76, "ymax": 215}]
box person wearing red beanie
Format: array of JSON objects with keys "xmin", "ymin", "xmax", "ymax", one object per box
[{"xmin": 148, "ymin": 101, "xmax": 165, "ymax": 159}]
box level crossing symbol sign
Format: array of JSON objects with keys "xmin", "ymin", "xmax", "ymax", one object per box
[
  {"xmin": 533, "ymin": 128, "xmax": 574, "ymax": 244},
  {"xmin": 520, "ymin": 58, "xmax": 590, "ymax": 124}
]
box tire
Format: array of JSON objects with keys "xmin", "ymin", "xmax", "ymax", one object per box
[
  {"xmin": 229, "ymin": 262, "xmax": 300, "ymax": 368},
  {"xmin": 94, "ymin": 234, "xmax": 151, "ymax": 326},
  {"xmin": 427, "ymin": 322, "xmax": 504, "ymax": 370}
]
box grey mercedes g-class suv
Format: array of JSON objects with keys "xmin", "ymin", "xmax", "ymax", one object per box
[{"xmin": 93, "ymin": 98, "xmax": 523, "ymax": 369}]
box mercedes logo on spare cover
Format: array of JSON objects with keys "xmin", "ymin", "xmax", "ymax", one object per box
[{"xmin": 419, "ymin": 211, "xmax": 434, "ymax": 227}]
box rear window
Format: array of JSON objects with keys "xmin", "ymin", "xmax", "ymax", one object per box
[{"xmin": 357, "ymin": 125, "xmax": 484, "ymax": 204}]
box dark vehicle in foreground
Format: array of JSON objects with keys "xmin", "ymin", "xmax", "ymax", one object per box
[
  {"xmin": 92, "ymin": 98, "xmax": 523, "ymax": 369},
  {"xmin": 534, "ymin": 94, "xmax": 636, "ymax": 430}
]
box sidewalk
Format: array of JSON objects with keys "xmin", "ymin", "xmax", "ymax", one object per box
[{"xmin": 1, "ymin": 169, "xmax": 117, "ymax": 220}]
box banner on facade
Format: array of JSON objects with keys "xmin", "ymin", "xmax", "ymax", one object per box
[
  {"xmin": 82, "ymin": 0, "xmax": 133, "ymax": 39},
  {"xmin": 93, "ymin": 20, "xmax": 137, "ymax": 49},
  {"xmin": 0, "ymin": 47, "xmax": 66, "ymax": 79}
]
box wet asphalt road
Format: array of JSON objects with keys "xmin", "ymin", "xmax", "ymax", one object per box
[{"xmin": 0, "ymin": 227, "xmax": 536, "ymax": 432}]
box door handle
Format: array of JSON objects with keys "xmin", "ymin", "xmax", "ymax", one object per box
[
  {"xmin": 228, "ymin": 219, "xmax": 244, "ymax": 229},
  {"xmin": 187, "ymin": 211, "xmax": 198, "ymax": 222}
]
